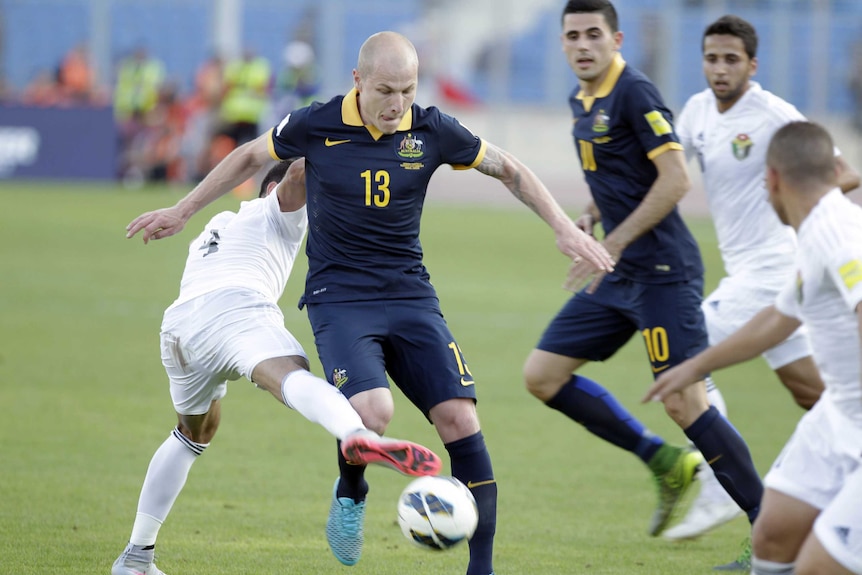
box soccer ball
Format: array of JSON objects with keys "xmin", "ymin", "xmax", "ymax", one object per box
[{"xmin": 396, "ymin": 475, "xmax": 479, "ymax": 551}]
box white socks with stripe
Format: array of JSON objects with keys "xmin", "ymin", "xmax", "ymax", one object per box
[{"xmin": 129, "ymin": 428, "xmax": 207, "ymax": 546}]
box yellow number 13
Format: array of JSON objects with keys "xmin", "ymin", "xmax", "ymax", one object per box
[{"xmin": 361, "ymin": 169, "xmax": 390, "ymax": 207}]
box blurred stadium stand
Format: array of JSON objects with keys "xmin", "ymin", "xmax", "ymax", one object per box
[{"xmin": 1, "ymin": 0, "xmax": 861, "ymax": 182}]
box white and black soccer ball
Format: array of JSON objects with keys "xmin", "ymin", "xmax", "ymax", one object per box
[{"xmin": 396, "ymin": 475, "xmax": 479, "ymax": 551}]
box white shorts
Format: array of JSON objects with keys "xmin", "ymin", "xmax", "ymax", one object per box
[
  {"xmin": 702, "ymin": 276, "xmax": 811, "ymax": 369},
  {"xmin": 160, "ymin": 288, "xmax": 307, "ymax": 415},
  {"xmin": 813, "ymin": 464, "xmax": 862, "ymax": 574},
  {"xmin": 763, "ymin": 395, "xmax": 862, "ymax": 510}
]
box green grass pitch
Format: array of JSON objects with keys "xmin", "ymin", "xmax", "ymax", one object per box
[{"xmin": 0, "ymin": 181, "xmax": 802, "ymax": 574}]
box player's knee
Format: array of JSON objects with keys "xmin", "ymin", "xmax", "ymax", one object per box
[
  {"xmin": 523, "ymin": 357, "xmax": 562, "ymax": 401},
  {"xmin": 429, "ymin": 399, "xmax": 479, "ymax": 440},
  {"xmin": 177, "ymin": 419, "xmax": 218, "ymax": 444}
]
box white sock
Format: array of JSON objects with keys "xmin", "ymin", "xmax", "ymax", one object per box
[
  {"xmin": 129, "ymin": 428, "xmax": 206, "ymax": 546},
  {"xmin": 751, "ymin": 556, "xmax": 795, "ymax": 574},
  {"xmin": 693, "ymin": 380, "xmax": 738, "ymax": 506},
  {"xmin": 281, "ymin": 369, "xmax": 365, "ymax": 440}
]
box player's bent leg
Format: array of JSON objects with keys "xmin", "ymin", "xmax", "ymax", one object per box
[
  {"xmin": 796, "ymin": 533, "xmax": 857, "ymax": 575},
  {"xmin": 774, "ymin": 357, "xmax": 824, "ymax": 410},
  {"xmin": 114, "ymin": 410, "xmax": 216, "ymax": 575},
  {"xmin": 523, "ymin": 349, "xmax": 586, "ymax": 401},
  {"xmin": 752, "ymin": 489, "xmax": 820, "ymax": 565}
]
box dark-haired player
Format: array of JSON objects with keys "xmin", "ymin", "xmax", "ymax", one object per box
[
  {"xmin": 523, "ymin": 0, "xmax": 763, "ymax": 543},
  {"xmin": 667, "ymin": 16, "xmax": 859, "ymax": 555},
  {"xmin": 112, "ymin": 158, "xmax": 442, "ymax": 575}
]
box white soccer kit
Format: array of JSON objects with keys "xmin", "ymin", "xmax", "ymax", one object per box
[
  {"xmin": 766, "ymin": 190, "xmax": 862, "ymax": 572},
  {"xmin": 677, "ymin": 82, "xmax": 810, "ymax": 367},
  {"xmin": 160, "ymin": 189, "xmax": 309, "ymax": 415}
]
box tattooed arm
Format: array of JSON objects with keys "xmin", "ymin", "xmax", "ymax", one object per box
[{"xmin": 474, "ymin": 141, "xmax": 614, "ymax": 272}]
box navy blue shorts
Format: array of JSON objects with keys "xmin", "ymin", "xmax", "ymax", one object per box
[
  {"xmin": 537, "ymin": 274, "xmax": 708, "ymax": 378},
  {"xmin": 306, "ymin": 298, "xmax": 477, "ymax": 416}
]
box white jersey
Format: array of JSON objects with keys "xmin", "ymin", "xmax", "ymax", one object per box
[
  {"xmin": 775, "ymin": 189, "xmax": 862, "ymax": 424},
  {"xmin": 677, "ymin": 82, "xmax": 803, "ymax": 285},
  {"xmin": 169, "ymin": 188, "xmax": 308, "ymax": 308}
]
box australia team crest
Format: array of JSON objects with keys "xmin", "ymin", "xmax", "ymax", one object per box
[{"xmin": 396, "ymin": 132, "xmax": 425, "ymax": 159}]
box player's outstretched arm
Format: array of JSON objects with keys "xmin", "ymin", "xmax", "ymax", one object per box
[
  {"xmin": 474, "ymin": 142, "xmax": 614, "ymax": 273},
  {"xmin": 642, "ymin": 305, "xmax": 801, "ymax": 403},
  {"xmin": 277, "ymin": 158, "xmax": 307, "ymax": 212},
  {"xmin": 126, "ymin": 133, "xmax": 273, "ymax": 243}
]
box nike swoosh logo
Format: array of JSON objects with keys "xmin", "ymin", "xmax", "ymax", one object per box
[
  {"xmin": 460, "ymin": 377, "xmax": 475, "ymax": 386},
  {"xmin": 707, "ymin": 454, "xmax": 723, "ymax": 465},
  {"xmin": 651, "ymin": 365, "xmax": 670, "ymax": 374},
  {"xmin": 466, "ymin": 479, "xmax": 496, "ymax": 488},
  {"xmin": 325, "ymin": 138, "xmax": 350, "ymax": 147}
]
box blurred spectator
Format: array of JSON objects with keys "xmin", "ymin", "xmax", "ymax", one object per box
[
  {"xmin": 271, "ymin": 40, "xmax": 318, "ymax": 121},
  {"xmin": 181, "ymin": 53, "xmax": 226, "ymax": 182},
  {"xmin": 22, "ymin": 69, "xmax": 64, "ymax": 107},
  {"xmin": 218, "ymin": 47, "xmax": 271, "ymax": 148},
  {"xmin": 121, "ymin": 81, "xmax": 188, "ymax": 186},
  {"xmin": 114, "ymin": 46, "xmax": 165, "ymax": 122},
  {"xmin": 58, "ymin": 43, "xmax": 107, "ymax": 105}
]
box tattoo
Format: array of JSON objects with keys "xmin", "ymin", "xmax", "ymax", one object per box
[
  {"xmin": 475, "ymin": 146, "xmax": 504, "ymax": 178},
  {"xmin": 477, "ymin": 144, "xmax": 539, "ymax": 213}
]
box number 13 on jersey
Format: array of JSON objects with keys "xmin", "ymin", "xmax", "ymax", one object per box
[{"xmin": 361, "ymin": 169, "xmax": 391, "ymax": 207}]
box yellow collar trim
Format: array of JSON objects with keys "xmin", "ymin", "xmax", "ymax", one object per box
[
  {"xmin": 341, "ymin": 88, "xmax": 414, "ymax": 140},
  {"xmin": 576, "ymin": 53, "xmax": 626, "ymax": 112}
]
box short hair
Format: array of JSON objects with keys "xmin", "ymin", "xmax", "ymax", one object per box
[
  {"xmin": 703, "ymin": 15, "xmax": 758, "ymax": 59},
  {"xmin": 767, "ymin": 122, "xmax": 836, "ymax": 187},
  {"xmin": 561, "ymin": 0, "xmax": 619, "ymax": 33},
  {"xmin": 259, "ymin": 159, "xmax": 297, "ymax": 198}
]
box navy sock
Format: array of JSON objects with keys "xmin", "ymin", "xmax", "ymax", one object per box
[
  {"xmin": 335, "ymin": 439, "xmax": 369, "ymax": 502},
  {"xmin": 446, "ymin": 432, "xmax": 495, "ymax": 575},
  {"xmin": 684, "ymin": 406, "xmax": 762, "ymax": 523},
  {"xmin": 546, "ymin": 375, "xmax": 664, "ymax": 463}
]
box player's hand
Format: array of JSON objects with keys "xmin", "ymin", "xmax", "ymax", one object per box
[
  {"xmin": 562, "ymin": 235, "xmax": 618, "ymax": 293},
  {"xmin": 558, "ymin": 225, "xmax": 615, "ymax": 274},
  {"xmin": 563, "ymin": 258, "xmax": 604, "ymax": 293},
  {"xmin": 126, "ymin": 206, "xmax": 187, "ymax": 244},
  {"xmin": 574, "ymin": 213, "xmax": 595, "ymax": 237},
  {"xmin": 640, "ymin": 361, "xmax": 703, "ymax": 404}
]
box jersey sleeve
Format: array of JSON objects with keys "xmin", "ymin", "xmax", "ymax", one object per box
[
  {"xmin": 268, "ymin": 105, "xmax": 311, "ymax": 160},
  {"xmin": 675, "ymin": 97, "xmax": 696, "ymax": 162},
  {"xmin": 826, "ymin": 230, "xmax": 862, "ymax": 313},
  {"xmin": 621, "ymin": 79, "xmax": 683, "ymax": 160},
  {"xmin": 264, "ymin": 186, "xmax": 308, "ymax": 245},
  {"xmin": 435, "ymin": 110, "xmax": 486, "ymax": 170},
  {"xmin": 774, "ymin": 274, "xmax": 801, "ymax": 320}
]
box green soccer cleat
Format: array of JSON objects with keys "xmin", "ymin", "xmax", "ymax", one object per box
[
  {"xmin": 648, "ymin": 446, "xmax": 703, "ymax": 536},
  {"xmin": 326, "ymin": 478, "xmax": 366, "ymax": 566},
  {"xmin": 713, "ymin": 537, "xmax": 752, "ymax": 571}
]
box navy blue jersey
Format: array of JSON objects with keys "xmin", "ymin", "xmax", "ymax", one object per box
[
  {"xmin": 268, "ymin": 89, "xmax": 486, "ymax": 305},
  {"xmin": 570, "ymin": 54, "xmax": 703, "ymax": 283}
]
